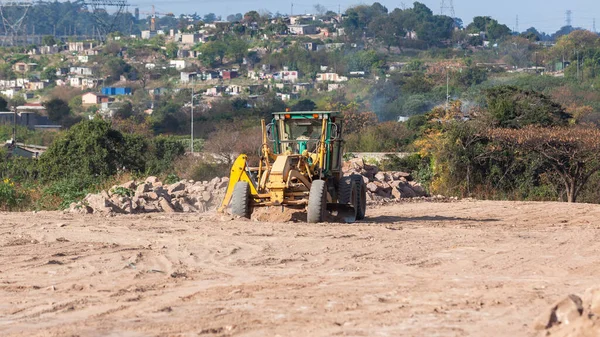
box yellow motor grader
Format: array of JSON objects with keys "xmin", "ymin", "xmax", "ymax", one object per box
[{"xmin": 218, "ymin": 111, "xmax": 366, "ymax": 223}]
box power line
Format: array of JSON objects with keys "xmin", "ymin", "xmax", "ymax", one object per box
[{"xmin": 440, "ymin": 0, "xmax": 455, "ymax": 18}]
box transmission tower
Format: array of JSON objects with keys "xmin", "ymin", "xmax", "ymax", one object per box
[
  {"xmin": 0, "ymin": 0, "xmax": 32, "ymax": 46},
  {"xmin": 566, "ymin": 10, "xmax": 572, "ymax": 26},
  {"xmin": 593, "ymin": 18, "xmax": 596, "ymax": 33},
  {"xmin": 84, "ymin": 0, "xmax": 129, "ymax": 41},
  {"xmin": 515, "ymin": 15, "xmax": 519, "ymax": 33},
  {"xmin": 440, "ymin": 0, "xmax": 455, "ymax": 18}
]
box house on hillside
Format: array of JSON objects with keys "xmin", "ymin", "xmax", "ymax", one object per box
[
  {"xmin": 303, "ymin": 42, "xmax": 324, "ymax": 51},
  {"xmin": 101, "ymin": 87, "xmax": 132, "ymax": 96},
  {"xmin": 68, "ymin": 41, "xmax": 96, "ymax": 52},
  {"xmin": 169, "ymin": 60, "xmax": 187, "ymax": 70},
  {"xmin": 180, "ymin": 33, "xmax": 201, "ymax": 45},
  {"xmin": 82, "ymin": 92, "xmax": 110, "ymax": 106},
  {"xmin": 13, "ymin": 62, "xmax": 37, "ymax": 73},
  {"xmin": 316, "ymin": 73, "xmax": 348, "ymax": 82},
  {"xmin": 288, "ymin": 24, "xmax": 318, "ymax": 35},
  {"xmin": 70, "ymin": 66, "xmax": 94, "ymax": 76},
  {"xmin": 273, "ymin": 68, "xmax": 298, "ymax": 82},
  {"xmin": 180, "ymin": 72, "xmax": 198, "ymax": 83},
  {"xmin": 221, "ymin": 70, "xmax": 238, "ymax": 80},
  {"xmin": 26, "ymin": 81, "xmax": 48, "ymax": 91},
  {"xmin": 201, "ymin": 70, "xmax": 220, "ymax": 80},
  {"xmin": 206, "ymin": 86, "xmax": 225, "ymax": 96}
]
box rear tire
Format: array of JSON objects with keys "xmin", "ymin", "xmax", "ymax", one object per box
[
  {"xmin": 352, "ymin": 175, "xmax": 367, "ymax": 220},
  {"xmin": 307, "ymin": 180, "xmax": 327, "ymax": 223},
  {"xmin": 338, "ymin": 176, "xmax": 358, "ymax": 220},
  {"xmin": 230, "ymin": 181, "xmax": 251, "ymax": 219}
]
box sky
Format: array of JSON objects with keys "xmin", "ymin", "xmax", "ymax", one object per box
[{"xmin": 130, "ymin": 0, "xmax": 599, "ymax": 34}]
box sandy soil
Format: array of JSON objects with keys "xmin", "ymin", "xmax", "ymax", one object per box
[{"xmin": 1, "ymin": 200, "xmax": 600, "ymax": 337}]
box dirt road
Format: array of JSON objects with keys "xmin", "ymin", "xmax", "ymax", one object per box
[{"xmin": 1, "ymin": 200, "xmax": 600, "ymax": 337}]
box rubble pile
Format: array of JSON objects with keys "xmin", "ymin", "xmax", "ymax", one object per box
[
  {"xmin": 69, "ymin": 158, "xmax": 431, "ymax": 215},
  {"xmin": 533, "ymin": 287, "xmax": 600, "ymax": 337},
  {"xmin": 343, "ymin": 158, "xmax": 428, "ymax": 202},
  {"xmin": 69, "ymin": 176, "xmax": 229, "ymax": 214}
]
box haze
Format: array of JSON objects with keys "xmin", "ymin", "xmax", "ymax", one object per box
[{"xmin": 130, "ymin": 0, "xmax": 598, "ymax": 33}]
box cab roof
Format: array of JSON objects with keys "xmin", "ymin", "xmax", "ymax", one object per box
[{"xmin": 272, "ymin": 111, "xmax": 339, "ymax": 117}]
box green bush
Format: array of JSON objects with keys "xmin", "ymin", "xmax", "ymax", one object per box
[
  {"xmin": 40, "ymin": 176, "xmax": 98, "ymax": 210},
  {"xmin": 0, "ymin": 178, "xmax": 25, "ymax": 210},
  {"xmin": 38, "ymin": 118, "xmax": 128, "ymax": 182}
]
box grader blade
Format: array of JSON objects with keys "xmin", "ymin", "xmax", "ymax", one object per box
[{"xmin": 327, "ymin": 203, "xmax": 357, "ymax": 223}]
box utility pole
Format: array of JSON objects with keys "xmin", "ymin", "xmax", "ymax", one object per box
[
  {"xmin": 576, "ymin": 50, "xmax": 580, "ymax": 81},
  {"xmin": 446, "ymin": 67, "xmax": 450, "ymax": 112},
  {"xmin": 190, "ymin": 78, "xmax": 194, "ymax": 154}
]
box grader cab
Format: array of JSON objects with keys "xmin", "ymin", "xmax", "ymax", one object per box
[{"xmin": 219, "ymin": 111, "xmax": 366, "ymax": 223}]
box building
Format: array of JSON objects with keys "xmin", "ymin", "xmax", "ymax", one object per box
[
  {"xmin": 201, "ymin": 70, "xmax": 220, "ymax": 80},
  {"xmin": 141, "ymin": 30, "xmax": 157, "ymax": 39},
  {"xmin": 70, "ymin": 66, "xmax": 94, "ymax": 76},
  {"xmin": 316, "ymin": 73, "xmax": 348, "ymax": 82},
  {"xmin": 68, "ymin": 41, "xmax": 96, "ymax": 52},
  {"xmin": 13, "ymin": 62, "xmax": 37, "ymax": 73},
  {"xmin": 169, "ymin": 60, "xmax": 187, "ymax": 70},
  {"xmin": 26, "ymin": 81, "xmax": 48, "ymax": 91},
  {"xmin": 1, "ymin": 88, "xmax": 21, "ymax": 98},
  {"xmin": 101, "ymin": 87, "xmax": 132, "ymax": 96},
  {"xmin": 303, "ymin": 42, "xmax": 324, "ymax": 51},
  {"xmin": 293, "ymin": 83, "xmax": 313, "ymax": 91},
  {"xmin": 180, "ymin": 33, "xmax": 201, "ymax": 45},
  {"xmin": 82, "ymin": 92, "xmax": 110, "ymax": 106},
  {"xmin": 221, "ymin": 70, "xmax": 238, "ymax": 80},
  {"xmin": 273, "ymin": 69, "xmax": 298, "ymax": 82},
  {"xmin": 180, "ymin": 72, "xmax": 198, "ymax": 83},
  {"xmin": 205, "ymin": 86, "xmax": 225, "ymax": 96},
  {"xmin": 288, "ymin": 24, "xmax": 318, "ymax": 35}
]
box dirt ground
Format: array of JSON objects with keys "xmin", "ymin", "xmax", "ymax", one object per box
[{"xmin": 2, "ymin": 200, "xmax": 600, "ymax": 337}]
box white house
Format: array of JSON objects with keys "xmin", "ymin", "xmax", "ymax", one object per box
[
  {"xmin": 70, "ymin": 67, "xmax": 94, "ymax": 76},
  {"xmin": 288, "ymin": 24, "xmax": 318, "ymax": 35},
  {"xmin": 316, "ymin": 73, "xmax": 348, "ymax": 82},
  {"xmin": 169, "ymin": 60, "xmax": 187, "ymax": 70}
]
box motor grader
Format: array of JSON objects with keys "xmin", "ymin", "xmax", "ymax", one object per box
[{"xmin": 218, "ymin": 111, "xmax": 366, "ymax": 223}]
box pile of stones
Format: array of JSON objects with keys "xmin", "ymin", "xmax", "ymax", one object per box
[
  {"xmin": 69, "ymin": 176, "xmax": 229, "ymax": 214},
  {"xmin": 343, "ymin": 158, "xmax": 427, "ymax": 201}
]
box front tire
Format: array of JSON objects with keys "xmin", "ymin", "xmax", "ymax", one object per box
[
  {"xmin": 307, "ymin": 180, "xmax": 327, "ymax": 223},
  {"xmin": 338, "ymin": 176, "xmax": 358, "ymax": 220},
  {"xmin": 352, "ymin": 175, "xmax": 367, "ymax": 220},
  {"xmin": 230, "ymin": 181, "xmax": 251, "ymax": 219}
]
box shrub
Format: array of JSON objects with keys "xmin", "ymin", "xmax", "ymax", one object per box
[{"xmin": 0, "ymin": 178, "xmax": 25, "ymax": 210}]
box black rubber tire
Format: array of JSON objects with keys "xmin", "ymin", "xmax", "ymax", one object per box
[
  {"xmin": 307, "ymin": 180, "xmax": 327, "ymax": 223},
  {"xmin": 230, "ymin": 181, "xmax": 251, "ymax": 219},
  {"xmin": 337, "ymin": 176, "xmax": 358, "ymax": 220},
  {"xmin": 352, "ymin": 175, "xmax": 367, "ymax": 220}
]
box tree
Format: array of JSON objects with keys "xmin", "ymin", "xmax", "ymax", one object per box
[
  {"xmin": 198, "ymin": 40, "xmax": 227, "ymax": 66},
  {"xmin": 0, "ymin": 96, "xmax": 8, "ymax": 111},
  {"xmin": 42, "ymin": 35, "xmax": 56, "ymax": 46},
  {"xmin": 490, "ymin": 125, "xmax": 600, "ymax": 202},
  {"xmin": 203, "ymin": 13, "xmax": 217, "ymax": 23},
  {"xmin": 114, "ymin": 102, "xmax": 133, "ymax": 119},
  {"xmin": 204, "ymin": 124, "xmax": 262, "ymax": 165},
  {"xmin": 38, "ymin": 119, "xmax": 129, "ymax": 181},
  {"xmin": 225, "ymin": 37, "xmax": 249, "ymax": 66},
  {"xmin": 243, "ymin": 10, "xmax": 260, "ymax": 24},
  {"xmin": 44, "ymin": 98, "xmax": 71, "ymax": 122},
  {"xmin": 484, "ymin": 86, "xmax": 571, "ymax": 128},
  {"xmin": 292, "ymin": 99, "xmax": 317, "ymax": 111}
]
